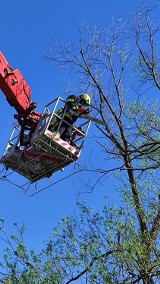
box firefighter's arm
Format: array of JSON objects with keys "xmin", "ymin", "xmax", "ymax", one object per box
[
  {"xmin": 66, "ymin": 95, "xmax": 76, "ymax": 106},
  {"xmin": 71, "ymin": 106, "xmax": 91, "ymax": 115}
]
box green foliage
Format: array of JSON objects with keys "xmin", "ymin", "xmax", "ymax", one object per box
[{"xmin": 0, "ymin": 199, "xmax": 159, "ymax": 283}]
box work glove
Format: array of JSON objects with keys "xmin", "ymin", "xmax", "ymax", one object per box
[
  {"xmin": 78, "ymin": 107, "xmax": 91, "ymax": 114},
  {"xmin": 82, "ymin": 108, "xmax": 91, "ymax": 114}
]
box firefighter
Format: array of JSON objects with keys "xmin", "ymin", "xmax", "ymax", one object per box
[{"xmin": 49, "ymin": 94, "xmax": 91, "ymax": 142}]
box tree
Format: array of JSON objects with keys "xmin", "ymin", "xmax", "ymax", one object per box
[{"xmin": 1, "ymin": 2, "xmax": 160, "ymax": 284}]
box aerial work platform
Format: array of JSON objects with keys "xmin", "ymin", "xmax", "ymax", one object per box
[
  {"xmin": 0, "ymin": 97, "xmax": 91, "ymax": 182},
  {"xmin": 0, "ymin": 51, "xmax": 106, "ymax": 195}
]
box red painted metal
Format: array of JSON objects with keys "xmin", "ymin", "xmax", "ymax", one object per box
[{"xmin": 0, "ymin": 51, "xmax": 40, "ymax": 127}]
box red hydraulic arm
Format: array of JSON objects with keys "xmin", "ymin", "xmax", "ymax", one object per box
[{"xmin": 0, "ymin": 51, "xmax": 40, "ymax": 128}]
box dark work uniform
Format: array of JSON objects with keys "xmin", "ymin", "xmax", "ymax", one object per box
[
  {"xmin": 49, "ymin": 95, "xmax": 83, "ymax": 143},
  {"xmin": 59, "ymin": 95, "xmax": 83, "ymax": 142}
]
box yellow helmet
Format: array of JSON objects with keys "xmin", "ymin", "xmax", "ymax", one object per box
[{"xmin": 80, "ymin": 94, "xmax": 91, "ymax": 106}]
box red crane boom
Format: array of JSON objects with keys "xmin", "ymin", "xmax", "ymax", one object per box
[{"xmin": 0, "ymin": 51, "xmax": 40, "ymax": 128}]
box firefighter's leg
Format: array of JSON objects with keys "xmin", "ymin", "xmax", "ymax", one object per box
[
  {"xmin": 48, "ymin": 122, "xmax": 58, "ymax": 132},
  {"xmin": 60, "ymin": 125, "xmax": 72, "ymax": 142}
]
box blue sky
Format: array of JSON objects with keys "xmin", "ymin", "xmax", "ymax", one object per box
[{"xmin": 0, "ymin": 0, "xmax": 157, "ymax": 269}]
